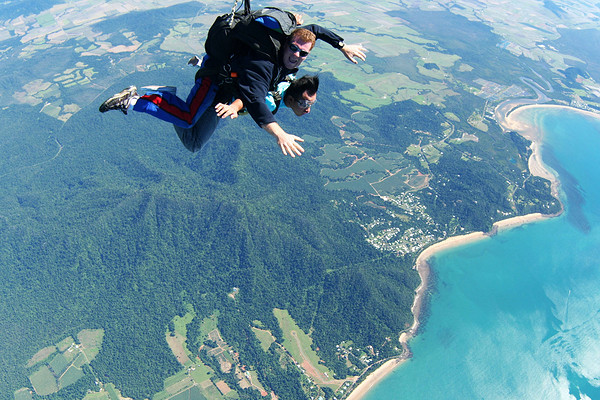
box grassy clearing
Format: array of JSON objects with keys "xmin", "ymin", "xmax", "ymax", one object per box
[
  {"xmin": 56, "ymin": 337, "xmax": 74, "ymax": 352},
  {"xmin": 199, "ymin": 312, "xmax": 219, "ymax": 341},
  {"xmin": 273, "ymin": 309, "xmax": 335, "ymax": 379},
  {"xmin": 158, "ymin": 307, "xmax": 220, "ymax": 400},
  {"xmin": 189, "ymin": 363, "xmax": 213, "ymax": 383},
  {"xmin": 78, "ymin": 329, "xmax": 104, "ymax": 362},
  {"xmin": 83, "ymin": 392, "xmax": 110, "ymax": 400},
  {"xmin": 48, "ymin": 353, "xmax": 69, "ymax": 375},
  {"xmin": 78, "ymin": 329, "xmax": 103, "ymax": 348},
  {"xmin": 166, "ymin": 376, "xmax": 195, "ymax": 395},
  {"xmin": 26, "ymin": 346, "xmax": 57, "ymax": 368},
  {"xmin": 13, "ymin": 388, "xmax": 33, "ymax": 400},
  {"xmin": 29, "ymin": 365, "xmax": 58, "ymax": 396},
  {"xmin": 82, "ymin": 382, "xmax": 123, "ymax": 400},
  {"xmin": 173, "ymin": 306, "xmax": 196, "ymax": 337},
  {"xmin": 251, "ymin": 327, "xmax": 276, "ymax": 352},
  {"xmin": 58, "ymin": 365, "xmax": 84, "ymax": 388}
]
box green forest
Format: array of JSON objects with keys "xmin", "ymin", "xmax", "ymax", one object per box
[
  {"xmin": 0, "ymin": 2, "xmax": 568, "ymax": 399},
  {"xmin": 0, "ymin": 69, "xmax": 558, "ymax": 398}
]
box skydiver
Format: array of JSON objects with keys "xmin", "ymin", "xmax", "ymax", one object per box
[
  {"xmin": 176, "ymin": 74, "xmax": 319, "ymax": 153},
  {"xmin": 99, "ymin": 21, "xmax": 366, "ymax": 157}
]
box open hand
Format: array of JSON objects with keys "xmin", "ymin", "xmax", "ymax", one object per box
[
  {"xmin": 277, "ymin": 132, "xmax": 305, "ymax": 157},
  {"xmin": 341, "ymin": 44, "xmax": 367, "ymax": 64}
]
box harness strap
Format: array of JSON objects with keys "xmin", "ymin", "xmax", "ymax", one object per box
[
  {"xmin": 229, "ymin": 0, "xmax": 251, "ymax": 26},
  {"xmin": 269, "ymin": 90, "xmax": 283, "ymax": 114}
]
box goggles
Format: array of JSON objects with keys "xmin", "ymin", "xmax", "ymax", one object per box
[
  {"xmin": 296, "ymin": 98, "xmax": 316, "ymax": 109},
  {"xmin": 289, "ymin": 43, "xmax": 310, "ymax": 57}
]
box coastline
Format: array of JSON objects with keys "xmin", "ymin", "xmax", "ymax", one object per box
[
  {"xmin": 345, "ymin": 212, "xmax": 551, "ymax": 400},
  {"xmin": 345, "ymin": 358, "xmax": 405, "ymax": 400},
  {"xmin": 501, "ymin": 103, "xmax": 600, "ymax": 197},
  {"xmin": 343, "ymin": 102, "xmax": 596, "ymax": 400}
]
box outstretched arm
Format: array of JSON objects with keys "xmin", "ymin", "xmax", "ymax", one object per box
[
  {"xmin": 262, "ymin": 122, "xmax": 305, "ymax": 157},
  {"xmin": 303, "ymin": 24, "xmax": 368, "ymax": 64}
]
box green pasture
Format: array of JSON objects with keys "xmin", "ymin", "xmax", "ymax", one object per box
[
  {"xmin": 29, "ymin": 365, "xmax": 58, "ymax": 395},
  {"xmin": 73, "ymin": 352, "xmax": 87, "ymax": 368},
  {"xmin": 78, "ymin": 329, "xmax": 103, "ymax": 362},
  {"xmin": 189, "ymin": 363, "xmax": 213, "ymax": 383},
  {"xmin": 444, "ymin": 112, "xmax": 461, "ymax": 122},
  {"xmin": 58, "ymin": 366, "xmax": 84, "ymax": 388},
  {"xmin": 319, "ymin": 147, "xmax": 414, "ymax": 195},
  {"xmin": 13, "ymin": 388, "xmax": 33, "ymax": 400},
  {"xmin": 251, "ymin": 327, "xmax": 276, "ymax": 352},
  {"xmin": 372, "ymin": 172, "xmax": 411, "ymax": 194},
  {"xmin": 173, "ymin": 306, "xmax": 196, "ymax": 337},
  {"xmin": 41, "ymin": 103, "xmax": 61, "ymax": 119},
  {"xmin": 352, "ymin": 111, "xmax": 377, "ymax": 123},
  {"xmin": 56, "ymin": 337, "xmax": 74, "ymax": 352},
  {"xmin": 468, "ymin": 111, "xmax": 489, "ymax": 131},
  {"xmin": 247, "ymin": 370, "xmax": 266, "ymax": 392},
  {"xmin": 405, "ymin": 144, "xmax": 421, "ymax": 157},
  {"xmin": 376, "ymin": 152, "xmax": 411, "ymax": 170},
  {"xmin": 158, "ymin": 357, "xmax": 215, "ymax": 400},
  {"xmin": 417, "ymin": 63, "xmax": 446, "ymax": 80},
  {"xmin": 170, "ymin": 386, "xmax": 207, "ymax": 400},
  {"xmin": 106, "ymin": 383, "xmax": 121, "ymax": 400},
  {"xmin": 166, "ymin": 376, "xmax": 195, "ymax": 396},
  {"xmin": 156, "ymin": 374, "xmax": 193, "ymax": 400},
  {"xmin": 330, "ymin": 116, "xmax": 349, "ymax": 129},
  {"xmin": 48, "ymin": 353, "xmax": 69, "ymax": 375},
  {"xmin": 164, "ymin": 370, "xmax": 189, "ymax": 389},
  {"xmin": 407, "ymin": 173, "xmax": 428, "ymax": 189},
  {"xmin": 202, "ymin": 383, "xmax": 226, "ymax": 400},
  {"xmin": 199, "ymin": 312, "xmax": 219, "ymax": 341},
  {"xmin": 26, "ymin": 346, "xmax": 56, "ymax": 368},
  {"xmin": 421, "ymin": 144, "xmax": 443, "ymax": 164},
  {"xmin": 81, "ymin": 383, "xmax": 123, "ymax": 400},
  {"xmin": 273, "ymin": 309, "xmax": 335, "ymax": 378},
  {"xmin": 83, "ymin": 392, "xmax": 110, "ymax": 400},
  {"xmin": 324, "ymin": 176, "xmax": 378, "ymax": 194},
  {"xmin": 36, "ymin": 13, "xmax": 56, "ymax": 27},
  {"xmin": 316, "ymin": 144, "xmax": 365, "ymax": 166},
  {"xmin": 321, "ymin": 157, "xmax": 384, "ymax": 180}
]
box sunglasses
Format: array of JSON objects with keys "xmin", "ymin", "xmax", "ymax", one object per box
[
  {"xmin": 289, "ymin": 43, "xmax": 310, "ymax": 57},
  {"xmin": 296, "ymin": 98, "xmax": 316, "ymax": 109}
]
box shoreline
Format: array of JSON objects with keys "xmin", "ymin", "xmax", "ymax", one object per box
[
  {"xmin": 345, "ymin": 358, "xmax": 406, "ymax": 400},
  {"xmin": 343, "ymin": 102, "xmax": 597, "ymax": 400},
  {"xmin": 344, "ymin": 214, "xmax": 551, "ymax": 400}
]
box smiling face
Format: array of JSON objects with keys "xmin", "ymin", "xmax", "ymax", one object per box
[
  {"xmin": 288, "ymin": 90, "xmax": 317, "ymax": 116},
  {"xmin": 282, "ymin": 39, "xmax": 312, "ymax": 70}
]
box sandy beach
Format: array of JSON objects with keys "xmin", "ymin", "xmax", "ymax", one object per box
[
  {"xmin": 342, "ymin": 103, "xmax": 591, "ymax": 400},
  {"xmin": 343, "ymin": 214, "xmax": 551, "ymax": 400},
  {"xmin": 503, "ymin": 104, "xmax": 600, "ymax": 197},
  {"xmin": 345, "ymin": 358, "xmax": 406, "ymax": 400}
]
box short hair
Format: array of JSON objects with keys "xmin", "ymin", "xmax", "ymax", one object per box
[
  {"xmin": 289, "ymin": 28, "xmax": 317, "ymax": 50},
  {"xmin": 285, "ymin": 75, "xmax": 319, "ymax": 101}
]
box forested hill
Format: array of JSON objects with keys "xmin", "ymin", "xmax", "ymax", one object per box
[{"xmin": 0, "ymin": 72, "xmax": 419, "ymax": 398}]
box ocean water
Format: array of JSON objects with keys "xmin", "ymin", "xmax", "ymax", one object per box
[{"xmin": 364, "ymin": 108, "xmax": 600, "ymax": 400}]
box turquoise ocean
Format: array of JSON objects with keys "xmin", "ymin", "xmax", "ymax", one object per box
[{"xmin": 363, "ymin": 107, "xmax": 600, "ymax": 400}]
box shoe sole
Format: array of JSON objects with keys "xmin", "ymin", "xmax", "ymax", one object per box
[{"xmin": 99, "ymin": 86, "xmax": 137, "ymax": 113}]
